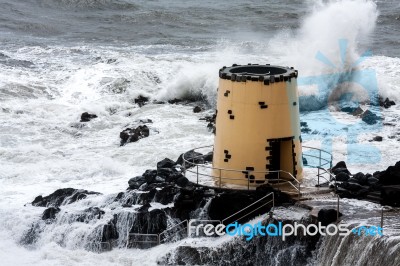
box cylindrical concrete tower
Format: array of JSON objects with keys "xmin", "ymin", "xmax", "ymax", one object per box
[{"xmin": 212, "ymin": 64, "xmax": 303, "ymax": 186}]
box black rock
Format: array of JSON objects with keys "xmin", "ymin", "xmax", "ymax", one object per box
[
  {"xmin": 318, "ymin": 209, "xmax": 341, "ymax": 226},
  {"xmin": 341, "ymin": 106, "xmax": 357, "ymax": 113},
  {"xmin": 128, "ymin": 176, "xmax": 146, "ymax": 189},
  {"xmin": 378, "ymin": 162, "xmax": 400, "ymax": 185},
  {"xmin": 361, "ymin": 110, "xmax": 380, "ymax": 125},
  {"xmin": 168, "ymin": 98, "xmax": 182, "ymax": 104},
  {"xmin": 138, "ymin": 203, "xmax": 151, "ymax": 212},
  {"xmin": 203, "ymin": 151, "xmax": 213, "ymax": 162},
  {"xmin": 368, "ymin": 177, "xmax": 379, "ymax": 185},
  {"xmin": 176, "ymin": 176, "xmax": 189, "ymax": 187},
  {"xmin": 42, "ymin": 207, "xmax": 61, "ymax": 220},
  {"xmin": 381, "ymin": 186, "xmax": 400, "ymax": 206},
  {"xmin": 352, "ymin": 106, "xmax": 364, "ymax": 116},
  {"xmin": 154, "ymin": 185, "xmax": 180, "ymax": 204},
  {"xmin": 300, "ymin": 122, "xmax": 308, "ymax": 127},
  {"xmin": 302, "ymin": 156, "xmax": 308, "ymax": 166},
  {"xmin": 80, "ymin": 112, "xmax": 97, "ymax": 122},
  {"xmin": 193, "ymin": 106, "xmax": 202, "ymax": 113},
  {"xmin": 335, "ymin": 172, "xmax": 350, "ymax": 182},
  {"xmin": 372, "ymin": 136, "xmax": 383, "ymax": 142},
  {"xmin": 339, "ymin": 182, "xmax": 363, "ymax": 192},
  {"xmin": 379, "ymin": 97, "xmax": 396, "ymax": 109},
  {"xmin": 353, "ymin": 172, "xmax": 368, "ymax": 186},
  {"xmin": 76, "ymin": 207, "xmax": 105, "ymax": 222},
  {"xmin": 120, "ymin": 125, "xmax": 150, "ymax": 146},
  {"xmin": 165, "ymin": 172, "xmax": 184, "ymax": 183},
  {"xmin": 134, "ymin": 95, "xmax": 149, "ymax": 107},
  {"xmin": 331, "ymin": 161, "xmax": 351, "ymax": 175},
  {"xmin": 157, "ymin": 158, "xmax": 176, "ymax": 170},
  {"xmin": 347, "ymin": 178, "xmax": 359, "ymax": 183},
  {"xmin": 32, "ymin": 188, "xmax": 100, "ymax": 207},
  {"xmin": 176, "ymin": 150, "xmax": 204, "ymax": 166},
  {"xmin": 102, "ymin": 215, "xmax": 119, "ymax": 242}
]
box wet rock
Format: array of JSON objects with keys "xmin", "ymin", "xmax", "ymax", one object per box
[
  {"xmin": 378, "ymin": 162, "xmax": 400, "ymax": 185},
  {"xmin": 157, "ymin": 158, "xmax": 176, "ymax": 170},
  {"xmin": 32, "ymin": 188, "xmax": 100, "ymax": 207},
  {"xmin": 201, "ymin": 113, "xmax": 216, "ymax": 134},
  {"xmin": 381, "ymin": 186, "xmax": 400, "ymax": 207},
  {"xmin": 338, "ymin": 182, "xmax": 363, "ymax": 192},
  {"xmin": 368, "ymin": 177, "xmax": 379, "ymax": 185},
  {"xmin": 138, "ymin": 202, "xmax": 151, "ymax": 212},
  {"xmin": 168, "ymin": 98, "xmax": 182, "ymax": 104},
  {"xmin": 335, "ymin": 172, "xmax": 350, "ymax": 182},
  {"xmin": 302, "ymin": 156, "xmax": 308, "ymax": 166},
  {"xmin": 318, "ymin": 209, "xmax": 341, "ymax": 226},
  {"xmin": 165, "ymin": 172, "xmax": 184, "ymax": 183},
  {"xmin": 154, "ymin": 185, "xmax": 180, "ymax": 205},
  {"xmin": 129, "ymin": 209, "xmax": 167, "ymax": 235},
  {"xmin": 371, "ymin": 136, "xmax": 383, "ymax": 142},
  {"xmin": 203, "ymin": 151, "xmax": 213, "ymax": 162},
  {"xmin": 300, "ymin": 121, "xmax": 312, "ymax": 134},
  {"xmin": 76, "ymin": 207, "xmax": 105, "ymax": 222},
  {"xmin": 379, "ymin": 97, "xmax": 396, "ymax": 109},
  {"xmin": 353, "ymin": 172, "xmax": 368, "ymax": 186},
  {"xmin": 331, "ymin": 161, "xmax": 351, "ymax": 176},
  {"xmin": 120, "ymin": 125, "xmax": 150, "ymax": 146},
  {"xmin": 347, "ymin": 177, "xmax": 359, "ymax": 183},
  {"xmin": 128, "ymin": 176, "xmax": 146, "ymax": 189},
  {"xmin": 352, "ymin": 106, "xmax": 364, "ymax": 116},
  {"xmin": 102, "ymin": 215, "xmax": 119, "ymax": 242},
  {"xmin": 176, "ymin": 150, "xmax": 204, "ymax": 166},
  {"xmin": 134, "ymin": 95, "xmax": 149, "ymax": 107},
  {"xmin": 208, "ymin": 191, "xmax": 273, "ymax": 223},
  {"xmin": 193, "ymin": 106, "xmax": 202, "ymax": 113},
  {"xmin": 42, "ymin": 207, "xmax": 60, "ymax": 220},
  {"xmin": 80, "ymin": 112, "xmax": 97, "ymax": 122},
  {"xmin": 176, "ymin": 176, "xmax": 189, "ymax": 187},
  {"xmin": 361, "ymin": 110, "xmax": 380, "ymax": 125}
]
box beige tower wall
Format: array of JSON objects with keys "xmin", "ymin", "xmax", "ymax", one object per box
[{"xmin": 212, "ymin": 65, "xmax": 303, "ymax": 187}]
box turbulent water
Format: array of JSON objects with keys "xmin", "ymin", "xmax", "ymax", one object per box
[{"xmin": 1, "ymin": 0, "xmax": 400, "ymax": 265}]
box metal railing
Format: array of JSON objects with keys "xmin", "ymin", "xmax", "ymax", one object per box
[
  {"xmin": 159, "ymin": 219, "xmax": 188, "ymax": 243},
  {"xmin": 182, "ymin": 145, "xmax": 302, "ymax": 197},
  {"xmin": 221, "ymin": 192, "xmax": 274, "ymax": 225},
  {"xmin": 126, "ymin": 192, "xmax": 275, "ymax": 247},
  {"xmin": 302, "ymin": 145, "xmax": 334, "ymax": 187}
]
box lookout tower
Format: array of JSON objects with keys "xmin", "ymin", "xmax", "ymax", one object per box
[{"xmin": 212, "ymin": 64, "xmax": 303, "ymax": 186}]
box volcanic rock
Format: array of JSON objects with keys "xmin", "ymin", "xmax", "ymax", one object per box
[
  {"xmin": 80, "ymin": 112, "xmax": 97, "ymax": 122},
  {"xmin": 32, "ymin": 188, "xmax": 100, "ymax": 207}
]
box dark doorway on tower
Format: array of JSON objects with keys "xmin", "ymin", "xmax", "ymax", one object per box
[{"xmin": 266, "ymin": 137, "xmax": 296, "ymax": 180}]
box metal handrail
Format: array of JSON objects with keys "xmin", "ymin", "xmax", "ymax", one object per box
[
  {"xmin": 126, "ymin": 233, "xmax": 159, "ymax": 247},
  {"xmin": 182, "ymin": 144, "xmax": 333, "ymax": 196},
  {"xmin": 221, "ymin": 192, "xmax": 274, "ymax": 224},
  {"xmin": 159, "ymin": 219, "xmax": 188, "ymax": 243},
  {"xmin": 126, "ymin": 193, "xmax": 275, "ymax": 248},
  {"xmin": 183, "ymin": 148, "xmax": 301, "ymax": 195}
]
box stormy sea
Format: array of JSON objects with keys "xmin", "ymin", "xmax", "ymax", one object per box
[{"xmin": 0, "ymin": 0, "xmax": 400, "ymax": 265}]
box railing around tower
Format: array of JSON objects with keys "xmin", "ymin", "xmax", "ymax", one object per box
[{"xmin": 182, "ymin": 145, "xmax": 334, "ymax": 195}]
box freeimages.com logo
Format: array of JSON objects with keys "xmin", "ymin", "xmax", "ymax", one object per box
[{"xmin": 298, "ymin": 39, "xmax": 381, "ymax": 165}]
